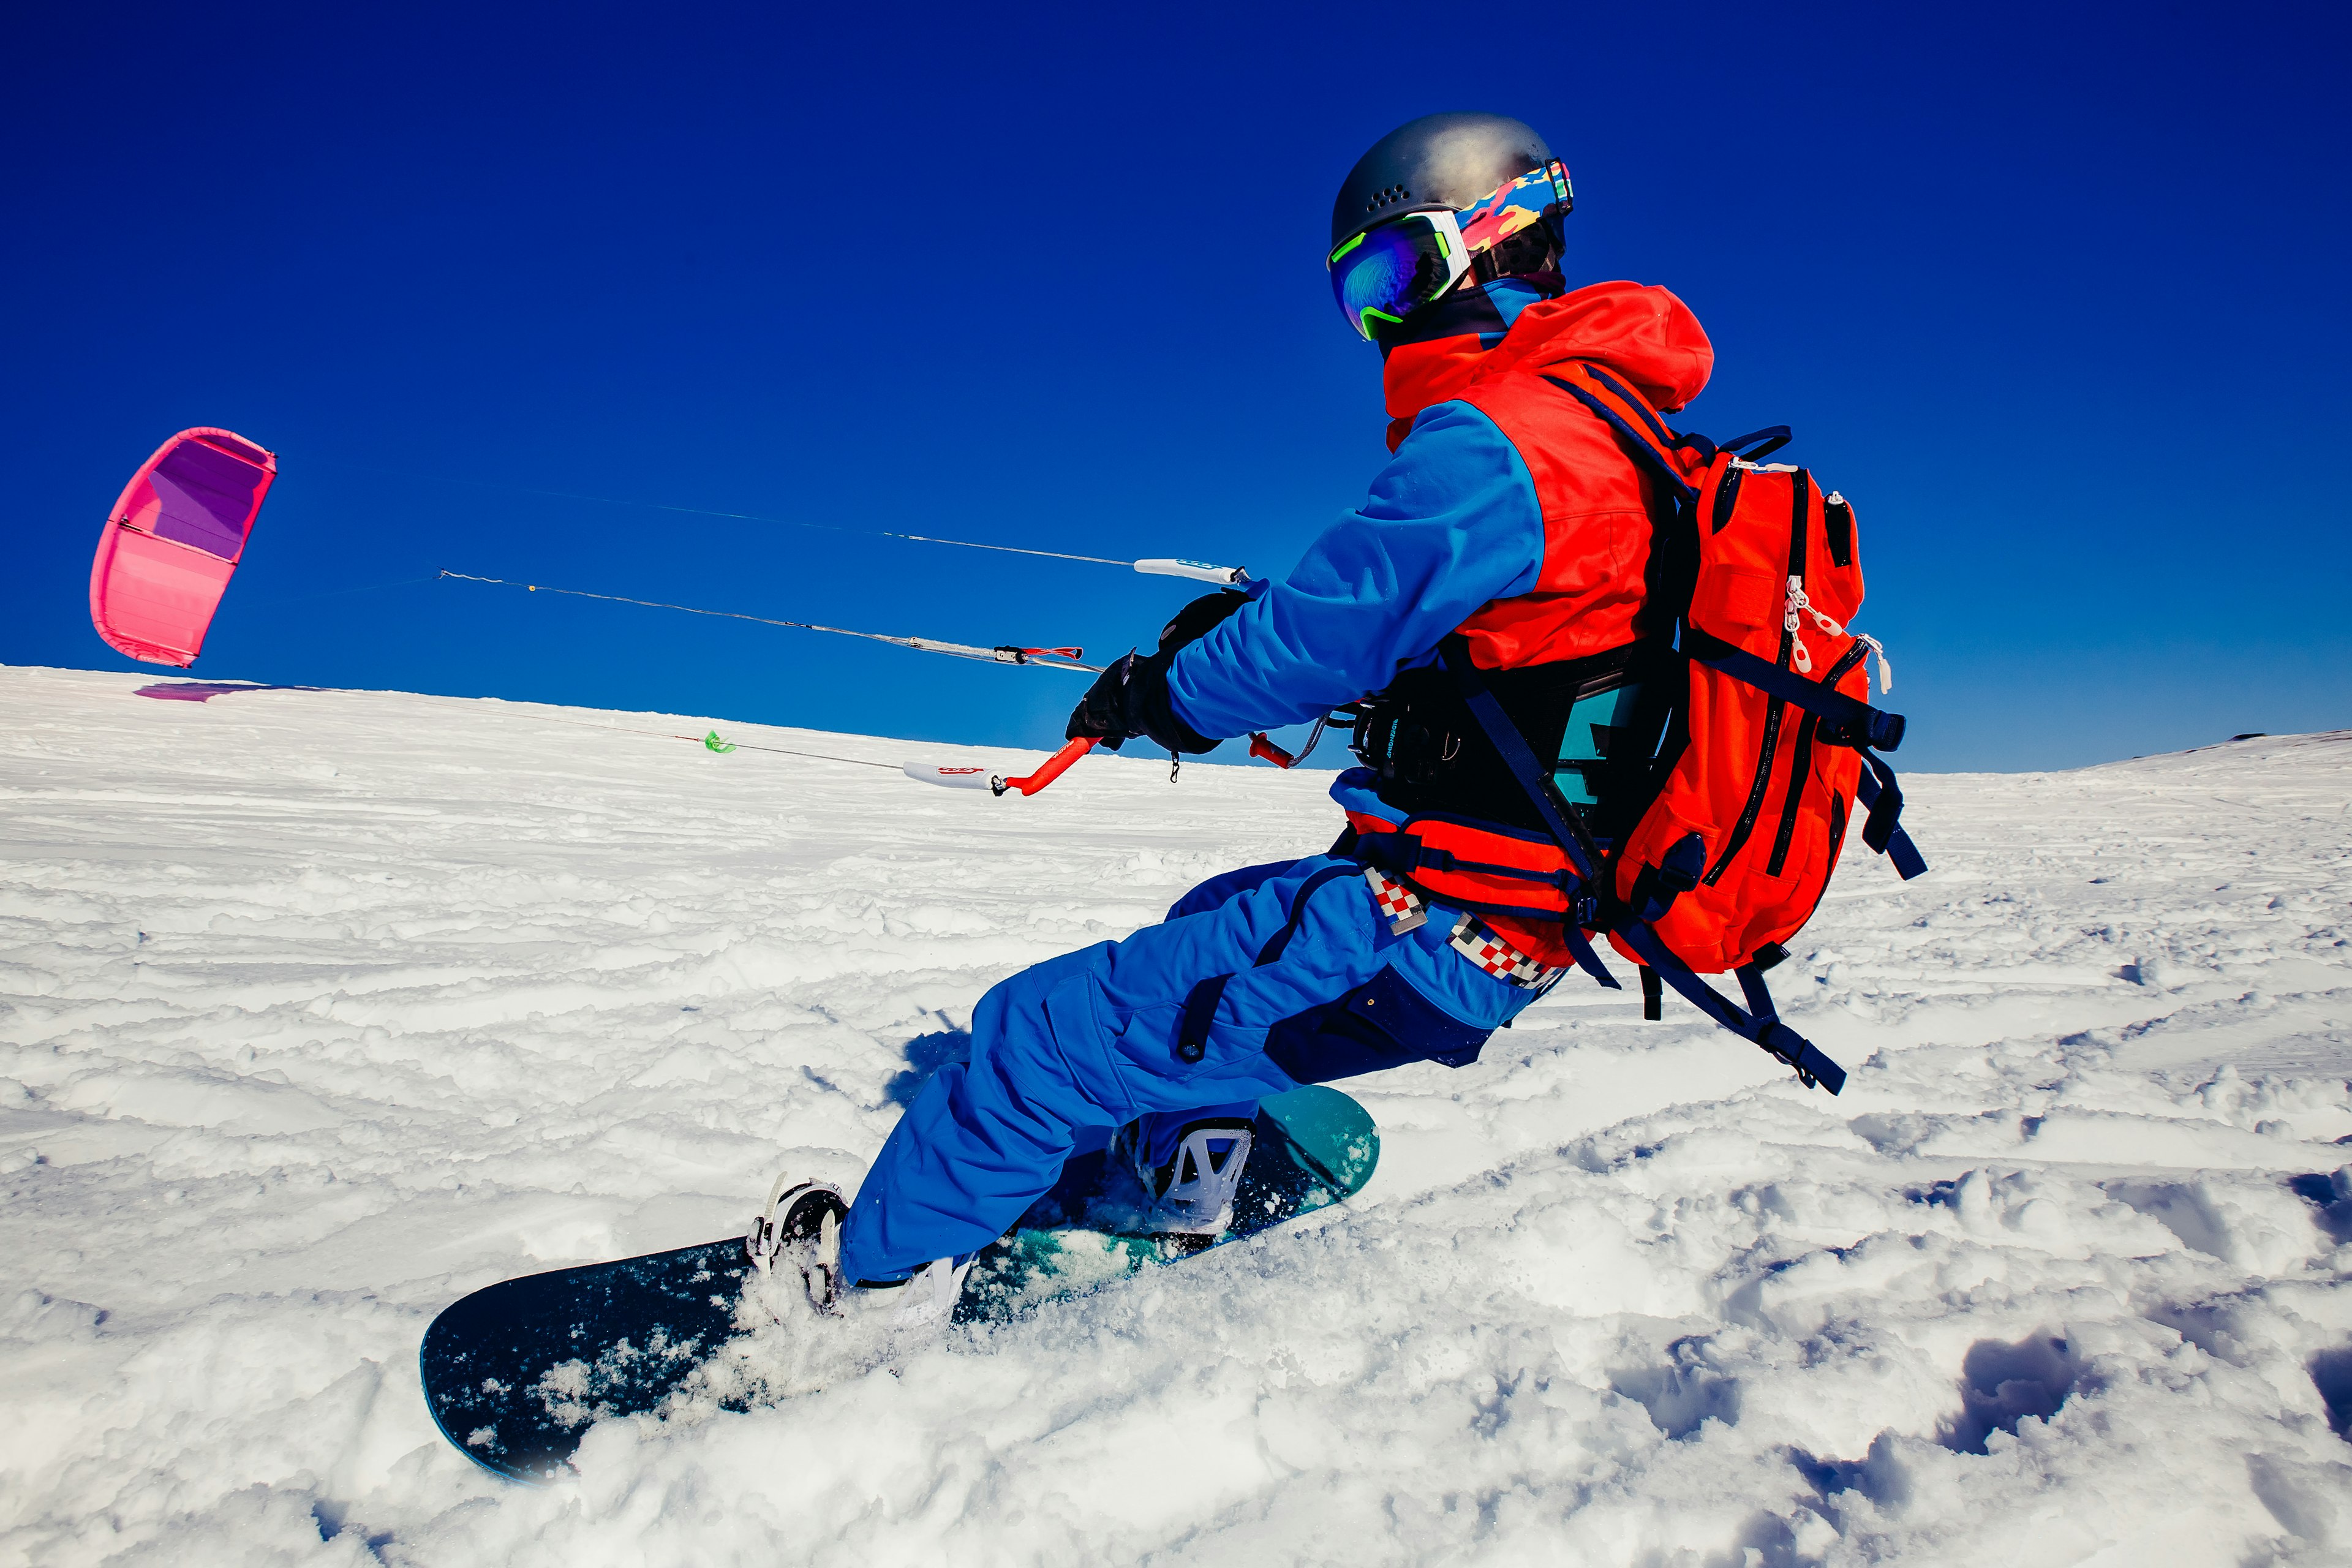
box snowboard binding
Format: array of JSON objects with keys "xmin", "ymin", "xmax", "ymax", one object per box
[
  {"xmin": 746, "ymin": 1174, "xmax": 850, "ymax": 1312},
  {"xmin": 1114, "ymin": 1118, "xmax": 1256, "ymax": 1241},
  {"xmin": 747, "ymin": 1174, "xmax": 973, "ymax": 1328}
]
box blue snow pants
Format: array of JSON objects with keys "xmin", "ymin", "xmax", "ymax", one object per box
[{"xmin": 837, "ymin": 853, "xmax": 1544, "ymax": 1284}]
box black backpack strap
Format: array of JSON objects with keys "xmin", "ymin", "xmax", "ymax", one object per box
[
  {"xmin": 1436, "ymin": 634, "xmax": 1846, "ymax": 1094},
  {"xmin": 1717, "ymin": 426, "xmax": 1792, "ymax": 462},
  {"xmin": 1432, "ymin": 639, "xmax": 1619, "ymax": 991},
  {"xmin": 1692, "ymin": 636, "xmax": 1907, "ymax": 750},
  {"xmin": 1538, "ymin": 369, "xmax": 1699, "ymax": 506},
  {"xmin": 1691, "ymin": 636, "xmax": 1927, "ymax": 881},
  {"xmin": 1855, "ymin": 759, "xmax": 1928, "ymax": 880},
  {"xmin": 1613, "ymin": 922, "xmax": 1846, "ymax": 1093}
]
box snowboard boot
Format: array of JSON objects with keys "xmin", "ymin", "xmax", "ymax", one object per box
[
  {"xmin": 745, "ymin": 1174, "xmax": 973, "ymax": 1329},
  {"xmin": 836, "ymin": 1254, "xmax": 974, "ymax": 1330},
  {"xmin": 1112, "ymin": 1116, "xmax": 1256, "ymax": 1239}
]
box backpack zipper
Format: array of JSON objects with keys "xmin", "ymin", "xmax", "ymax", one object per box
[
  {"xmin": 1766, "ymin": 766, "xmax": 1852, "ymax": 954},
  {"xmin": 1711, "ymin": 465, "xmax": 1744, "ymax": 533},
  {"xmin": 1765, "ymin": 639, "xmax": 1871, "ymax": 876},
  {"xmin": 1704, "ymin": 471, "xmax": 1811, "ymax": 886},
  {"xmin": 1823, "ymin": 491, "xmax": 1854, "ymax": 568},
  {"xmin": 1705, "ymin": 646, "xmax": 1786, "ymax": 887}
]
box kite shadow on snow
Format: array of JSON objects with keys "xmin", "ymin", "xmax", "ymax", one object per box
[{"xmin": 135, "ymin": 682, "xmax": 323, "ymax": 703}]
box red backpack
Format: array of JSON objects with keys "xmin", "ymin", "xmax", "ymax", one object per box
[{"xmin": 1438, "ymin": 360, "xmax": 1926, "ymax": 1094}]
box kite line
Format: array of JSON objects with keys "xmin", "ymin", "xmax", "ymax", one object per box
[
  {"xmin": 331, "ymin": 460, "xmax": 1246, "ymax": 582},
  {"xmin": 437, "ymin": 571, "xmax": 1105, "ymax": 672}
]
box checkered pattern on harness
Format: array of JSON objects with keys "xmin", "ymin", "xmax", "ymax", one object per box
[
  {"xmin": 1362, "ymin": 867, "xmax": 1428, "ymax": 935},
  {"xmin": 1446, "ymin": 913, "xmax": 1562, "ymax": 990},
  {"xmin": 1362, "ymin": 867, "xmax": 1562, "ymax": 989}
]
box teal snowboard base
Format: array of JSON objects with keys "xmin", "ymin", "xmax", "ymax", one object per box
[{"xmin": 420, "ymin": 1087, "xmax": 1378, "ymax": 1481}]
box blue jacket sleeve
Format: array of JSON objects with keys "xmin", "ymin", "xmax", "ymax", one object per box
[{"xmin": 1162, "ymin": 400, "xmax": 1545, "ymax": 740}]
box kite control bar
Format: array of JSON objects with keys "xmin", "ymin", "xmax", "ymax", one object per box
[
  {"xmin": 907, "ymin": 710, "xmax": 1332, "ymax": 799},
  {"xmin": 903, "ymin": 687, "xmax": 1343, "ymax": 798}
]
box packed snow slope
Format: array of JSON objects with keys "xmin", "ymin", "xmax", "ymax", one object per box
[{"xmin": 3, "ymin": 664, "xmax": 2350, "ymax": 1567}]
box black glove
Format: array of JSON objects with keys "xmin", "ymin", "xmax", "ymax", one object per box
[
  {"xmin": 1064, "ymin": 650, "xmax": 1218, "ymax": 753},
  {"xmin": 1064, "ymin": 589, "xmax": 1246, "ymax": 753},
  {"xmin": 1152, "ymin": 587, "xmax": 1251, "ymax": 654}
]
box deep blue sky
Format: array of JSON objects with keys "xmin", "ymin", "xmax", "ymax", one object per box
[{"xmin": 7, "ymin": 2, "xmax": 2346, "ymax": 772}]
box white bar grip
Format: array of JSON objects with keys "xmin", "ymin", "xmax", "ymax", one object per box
[
  {"xmin": 1133, "ymin": 558, "xmax": 1248, "ymax": 585},
  {"xmin": 903, "ymin": 762, "xmax": 1001, "ymax": 792}
]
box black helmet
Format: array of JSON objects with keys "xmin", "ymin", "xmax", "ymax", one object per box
[
  {"xmin": 1331, "ymin": 111, "xmax": 1557, "ymax": 254},
  {"xmin": 1327, "ymin": 113, "xmax": 1570, "ymax": 343}
]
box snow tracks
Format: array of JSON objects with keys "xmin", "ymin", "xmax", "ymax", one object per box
[{"xmin": 1, "ymin": 665, "xmax": 2348, "ymax": 1565}]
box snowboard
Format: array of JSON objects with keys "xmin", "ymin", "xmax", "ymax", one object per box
[{"xmin": 420, "ymin": 1085, "xmax": 1378, "ymax": 1482}]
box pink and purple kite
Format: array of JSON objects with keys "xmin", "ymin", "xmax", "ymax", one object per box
[{"xmin": 89, "ymin": 428, "xmax": 275, "ymax": 666}]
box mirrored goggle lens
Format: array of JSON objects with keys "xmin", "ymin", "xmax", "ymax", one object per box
[{"xmin": 1327, "ymin": 215, "xmax": 1461, "ymax": 341}]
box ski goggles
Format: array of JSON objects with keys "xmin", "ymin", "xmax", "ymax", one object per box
[{"xmin": 1326, "ymin": 160, "xmax": 1573, "ymax": 341}]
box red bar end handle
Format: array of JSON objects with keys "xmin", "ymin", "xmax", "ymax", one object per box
[
  {"xmin": 1248, "ymin": 732, "xmax": 1297, "ymax": 769},
  {"xmin": 1004, "ymin": 736, "xmax": 1097, "ymax": 796}
]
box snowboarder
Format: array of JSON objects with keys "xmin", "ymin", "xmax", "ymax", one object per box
[{"xmin": 767, "ymin": 111, "xmax": 1721, "ymax": 1323}]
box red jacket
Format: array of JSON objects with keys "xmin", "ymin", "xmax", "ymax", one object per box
[
  {"xmin": 1384, "ymin": 281, "xmax": 1714, "ymax": 669},
  {"xmin": 1167, "ymin": 279, "xmax": 1719, "ymax": 745}
]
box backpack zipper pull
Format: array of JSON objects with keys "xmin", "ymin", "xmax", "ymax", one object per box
[
  {"xmin": 1784, "ymin": 576, "xmax": 1815, "ymax": 672},
  {"xmin": 1785, "ymin": 575, "xmax": 1845, "ymax": 636},
  {"xmin": 1785, "ymin": 575, "xmax": 1851, "ymax": 676},
  {"xmin": 1854, "ymin": 631, "xmax": 1894, "ymax": 693}
]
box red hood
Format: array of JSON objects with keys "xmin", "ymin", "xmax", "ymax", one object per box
[{"xmin": 1381, "ymin": 281, "xmax": 1714, "ymax": 450}]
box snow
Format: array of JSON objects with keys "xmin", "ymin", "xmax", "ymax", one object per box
[{"xmin": 2, "ymin": 662, "xmax": 2350, "ymax": 1566}]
